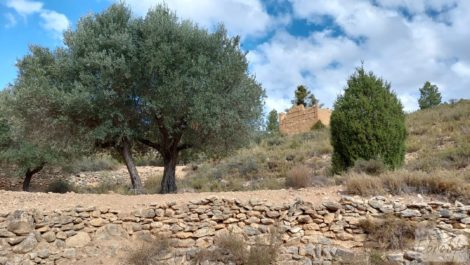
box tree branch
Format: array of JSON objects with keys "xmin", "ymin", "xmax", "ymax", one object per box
[
  {"xmin": 177, "ymin": 143, "xmax": 192, "ymax": 151},
  {"xmin": 138, "ymin": 138, "xmax": 162, "ymax": 152}
]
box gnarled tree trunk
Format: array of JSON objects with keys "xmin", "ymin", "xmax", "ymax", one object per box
[
  {"xmin": 23, "ymin": 163, "xmax": 45, "ymax": 192},
  {"xmin": 118, "ymin": 139, "xmax": 143, "ymax": 194},
  {"xmin": 161, "ymin": 152, "xmax": 178, "ymax": 194}
]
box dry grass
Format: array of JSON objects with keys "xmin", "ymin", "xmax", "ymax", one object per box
[
  {"xmin": 144, "ymin": 174, "xmax": 162, "ymax": 194},
  {"xmin": 127, "ymin": 237, "xmax": 172, "ymax": 265},
  {"xmin": 285, "ymin": 165, "xmax": 311, "ymax": 188},
  {"xmin": 359, "ymin": 215, "xmax": 418, "ymax": 250},
  {"xmin": 182, "ymin": 129, "xmax": 332, "ymax": 192},
  {"xmin": 196, "ymin": 226, "xmax": 281, "ymax": 265},
  {"xmin": 406, "ymin": 100, "xmax": 470, "ymax": 172},
  {"xmin": 352, "ymin": 159, "xmax": 386, "ymax": 176},
  {"xmin": 344, "ymin": 170, "xmax": 470, "ymax": 203}
]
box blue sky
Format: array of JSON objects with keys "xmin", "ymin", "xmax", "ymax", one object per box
[{"xmin": 1, "ymin": 0, "xmax": 470, "ymax": 112}]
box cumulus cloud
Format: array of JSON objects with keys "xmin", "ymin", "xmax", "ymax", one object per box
[
  {"xmin": 120, "ymin": 0, "xmax": 470, "ymax": 112},
  {"xmin": 119, "ymin": 0, "xmax": 274, "ymax": 37},
  {"xmin": 39, "ymin": 10, "xmax": 69, "ymax": 35},
  {"xmin": 248, "ymin": 0, "xmax": 470, "ymax": 112},
  {"xmin": 6, "ymin": 0, "xmax": 43, "ymax": 16},
  {"xmin": 4, "ymin": 0, "xmax": 69, "ymax": 37}
]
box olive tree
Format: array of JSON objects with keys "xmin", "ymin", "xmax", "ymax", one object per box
[
  {"xmin": 0, "ymin": 90, "xmax": 65, "ymax": 191},
  {"xmin": 8, "ymin": 5, "xmax": 145, "ymax": 192},
  {"xmin": 136, "ymin": 7, "xmax": 264, "ymax": 193},
  {"xmin": 9, "ymin": 4, "xmax": 264, "ymax": 194}
]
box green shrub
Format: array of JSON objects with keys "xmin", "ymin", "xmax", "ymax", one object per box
[
  {"xmin": 46, "ymin": 179, "xmax": 75, "ymax": 193},
  {"xmin": 330, "ymin": 66, "xmax": 406, "ymax": 173},
  {"xmin": 311, "ymin": 120, "xmax": 325, "ymax": 130}
]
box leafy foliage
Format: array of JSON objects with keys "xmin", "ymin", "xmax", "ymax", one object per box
[
  {"xmin": 418, "ymin": 81, "xmax": 442, "ymax": 109},
  {"xmin": 330, "ymin": 66, "xmax": 406, "ymax": 173},
  {"xmin": 0, "ymin": 91, "xmax": 68, "ymax": 190},
  {"xmin": 7, "ymin": 4, "xmax": 264, "ymax": 193},
  {"xmin": 266, "ymin": 109, "xmax": 279, "ymax": 133}
]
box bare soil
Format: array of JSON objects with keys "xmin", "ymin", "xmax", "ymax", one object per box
[{"xmin": 0, "ymin": 186, "xmax": 343, "ymax": 213}]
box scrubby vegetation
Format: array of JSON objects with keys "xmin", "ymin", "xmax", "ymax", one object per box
[
  {"xmin": 181, "ymin": 128, "xmax": 332, "ymax": 192},
  {"xmin": 127, "ymin": 237, "xmax": 172, "ymax": 265},
  {"xmin": 195, "ymin": 228, "xmax": 281, "ymax": 265},
  {"xmin": 359, "ymin": 215, "xmax": 419, "ymax": 250}
]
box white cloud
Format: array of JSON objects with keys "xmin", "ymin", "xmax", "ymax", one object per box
[
  {"xmin": 120, "ymin": 0, "xmax": 273, "ymax": 37},
  {"xmin": 4, "ymin": 0, "xmax": 70, "ymax": 37},
  {"xmin": 452, "ymin": 62, "xmax": 470, "ymax": 77},
  {"xmin": 4, "ymin": 13, "xmax": 17, "ymax": 28},
  {"xmin": 6, "ymin": 0, "xmax": 43, "ymax": 16},
  {"xmin": 248, "ymin": 0, "xmax": 470, "ymax": 112},
  {"xmin": 39, "ymin": 10, "xmax": 69, "ymax": 34}
]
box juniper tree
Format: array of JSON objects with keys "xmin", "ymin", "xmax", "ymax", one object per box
[
  {"xmin": 418, "ymin": 81, "xmax": 442, "ymax": 109},
  {"xmin": 330, "ymin": 66, "xmax": 406, "ymax": 173}
]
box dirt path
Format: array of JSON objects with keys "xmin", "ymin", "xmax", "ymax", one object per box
[{"xmin": 0, "ymin": 186, "xmax": 342, "ymax": 213}]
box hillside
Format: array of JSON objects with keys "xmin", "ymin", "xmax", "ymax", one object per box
[{"xmin": 182, "ymin": 99, "xmax": 470, "ymax": 198}]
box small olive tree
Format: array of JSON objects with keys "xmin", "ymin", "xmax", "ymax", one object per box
[
  {"xmin": 330, "ymin": 66, "xmax": 406, "ymax": 173},
  {"xmin": 0, "ymin": 90, "xmax": 67, "ymax": 191}
]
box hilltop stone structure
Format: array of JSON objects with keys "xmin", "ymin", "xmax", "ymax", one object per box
[{"xmin": 279, "ymin": 105, "xmax": 332, "ymax": 135}]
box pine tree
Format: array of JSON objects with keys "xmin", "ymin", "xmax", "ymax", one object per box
[
  {"xmin": 418, "ymin": 81, "xmax": 442, "ymax": 109},
  {"xmin": 330, "ymin": 66, "xmax": 406, "ymax": 173},
  {"xmin": 292, "ymin": 85, "xmax": 310, "ymax": 106},
  {"xmin": 266, "ymin": 109, "xmax": 279, "ymax": 133}
]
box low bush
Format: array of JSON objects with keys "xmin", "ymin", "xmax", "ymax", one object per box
[
  {"xmin": 359, "ymin": 215, "xmax": 417, "ymax": 250},
  {"xmin": 311, "ymin": 120, "xmax": 325, "ymax": 130},
  {"xmin": 285, "ymin": 165, "xmax": 311, "ymax": 188},
  {"xmin": 46, "ymin": 179, "xmax": 75, "ymax": 193},
  {"xmin": 352, "ymin": 159, "xmax": 386, "ymax": 175},
  {"xmin": 196, "ymin": 226, "xmax": 281, "ymax": 265},
  {"xmin": 127, "ymin": 236, "xmax": 172, "ymax": 265}
]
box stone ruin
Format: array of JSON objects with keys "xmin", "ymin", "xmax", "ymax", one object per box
[{"xmin": 279, "ymin": 105, "xmax": 332, "ymax": 135}]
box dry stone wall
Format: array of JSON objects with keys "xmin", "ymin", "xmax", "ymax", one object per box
[{"xmin": 0, "ymin": 196, "xmax": 469, "ymax": 265}]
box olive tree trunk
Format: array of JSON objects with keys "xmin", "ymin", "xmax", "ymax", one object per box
[
  {"xmin": 118, "ymin": 139, "xmax": 143, "ymax": 194},
  {"xmin": 23, "ymin": 163, "xmax": 45, "ymax": 192},
  {"xmin": 161, "ymin": 153, "xmax": 178, "ymax": 194}
]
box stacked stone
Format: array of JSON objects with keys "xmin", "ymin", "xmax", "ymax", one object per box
[{"xmin": 0, "ymin": 195, "xmax": 468, "ymax": 265}]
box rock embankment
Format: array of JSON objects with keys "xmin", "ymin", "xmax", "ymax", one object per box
[{"xmin": 0, "ymin": 195, "xmax": 469, "ymax": 264}]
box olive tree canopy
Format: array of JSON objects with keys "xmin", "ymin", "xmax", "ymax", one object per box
[{"xmin": 7, "ymin": 3, "xmax": 265, "ymax": 193}]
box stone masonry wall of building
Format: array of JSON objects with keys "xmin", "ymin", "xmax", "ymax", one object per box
[{"xmin": 279, "ymin": 105, "xmax": 332, "ymax": 135}]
